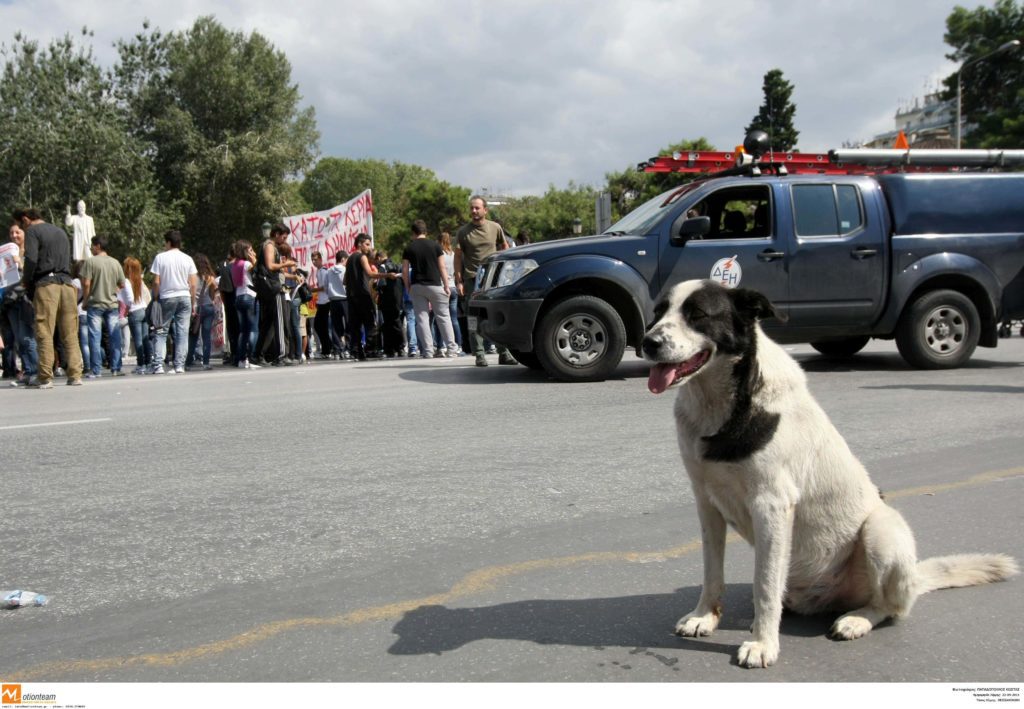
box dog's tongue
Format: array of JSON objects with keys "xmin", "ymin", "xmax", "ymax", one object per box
[{"xmin": 648, "ymin": 362, "xmax": 679, "ymax": 395}]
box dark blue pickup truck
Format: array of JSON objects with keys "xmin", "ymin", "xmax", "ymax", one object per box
[{"xmin": 468, "ymin": 171, "xmax": 1024, "ymax": 381}]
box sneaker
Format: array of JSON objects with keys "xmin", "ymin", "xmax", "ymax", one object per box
[
  {"xmin": 112, "ymin": 370, "xmax": 125, "ymax": 377},
  {"xmin": 475, "ymin": 353, "xmax": 488, "ymax": 367},
  {"xmin": 35, "ymin": 380, "xmax": 55, "ymax": 389},
  {"xmin": 65, "ymin": 379, "xmax": 81, "ymax": 387},
  {"xmin": 54, "ymin": 367, "xmax": 66, "ymax": 377},
  {"xmin": 433, "ymin": 350, "xmax": 445, "ymax": 358},
  {"xmin": 486, "ymin": 345, "xmax": 498, "ymax": 354},
  {"xmin": 248, "ymin": 362, "xmax": 261, "ymax": 369},
  {"xmin": 498, "ymin": 352, "xmax": 519, "ymax": 366},
  {"xmin": 150, "ymin": 364, "xmax": 164, "ymax": 375},
  {"xmin": 174, "ymin": 366, "xmax": 185, "ymax": 374},
  {"xmin": 202, "ymin": 364, "xmax": 212, "ymax": 371},
  {"xmin": 132, "ymin": 366, "xmax": 146, "ymax": 375},
  {"xmin": 85, "ymin": 372, "xmax": 101, "ymax": 380}
]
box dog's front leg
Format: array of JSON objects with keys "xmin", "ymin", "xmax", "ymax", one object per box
[
  {"xmin": 676, "ymin": 492, "xmax": 727, "ymax": 638},
  {"xmin": 738, "ymin": 498, "xmax": 795, "ymax": 669}
]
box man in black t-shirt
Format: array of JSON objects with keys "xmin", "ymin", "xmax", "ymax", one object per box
[
  {"xmin": 402, "ymin": 220, "xmax": 457, "ymax": 358},
  {"xmin": 14, "ymin": 207, "xmax": 85, "ymax": 387},
  {"xmin": 344, "ymin": 233, "xmax": 377, "ymax": 361}
]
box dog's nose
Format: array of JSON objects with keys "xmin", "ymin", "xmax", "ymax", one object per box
[{"xmin": 641, "ymin": 332, "xmax": 664, "ymax": 359}]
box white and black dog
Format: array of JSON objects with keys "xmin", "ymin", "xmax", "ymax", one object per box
[{"xmin": 642, "ymin": 279, "xmax": 1018, "ymax": 668}]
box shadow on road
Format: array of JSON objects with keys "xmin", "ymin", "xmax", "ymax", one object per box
[{"xmin": 387, "ymin": 585, "xmax": 834, "ymax": 657}]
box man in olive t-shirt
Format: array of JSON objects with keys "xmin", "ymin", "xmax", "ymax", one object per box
[
  {"xmin": 454, "ymin": 195, "xmax": 516, "ymax": 367},
  {"xmin": 80, "ymin": 235, "xmax": 126, "ymax": 377}
]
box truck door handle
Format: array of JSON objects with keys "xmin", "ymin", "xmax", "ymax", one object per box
[
  {"xmin": 757, "ymin": 249, "xmax": 785, "ymax": 262},
  {"xmin": 851, "ymin": 247, "xmax": 878, "ymax": 259}
]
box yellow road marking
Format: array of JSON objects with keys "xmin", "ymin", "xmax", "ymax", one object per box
[{"xmin": 13, "ymin": 467, "xmax": 1024, "ymax": 680}]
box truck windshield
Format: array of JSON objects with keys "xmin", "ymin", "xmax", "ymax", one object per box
[{"xmin": 604, "ymin": 183, "xmax": 701, "ymax": 235}]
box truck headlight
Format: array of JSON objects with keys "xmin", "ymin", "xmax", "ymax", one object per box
[{"xmin": 494, "ymin": 259, "xmax": 538, "ymax": 288}]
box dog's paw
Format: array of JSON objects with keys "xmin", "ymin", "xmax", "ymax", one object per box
[
  {"xmin": 675, "ymin": 611, "xmax": 720, "ymax": 638},
  {"xmin": 737, "ymin": 639, "xmax": 779, "ymax": 668},
  {"xmin": 829, "ymin": 614, "xmax": 873, "ymax": 640}
]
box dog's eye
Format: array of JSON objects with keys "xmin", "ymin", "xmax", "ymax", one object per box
[{"xmin": 689, "ymin": 309, "xmax": 708, "ymax": 321}]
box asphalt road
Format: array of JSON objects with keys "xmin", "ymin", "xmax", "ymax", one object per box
[{"xmin": 1, "ymin": 338, "xmax": 1022, "ymax": 688}]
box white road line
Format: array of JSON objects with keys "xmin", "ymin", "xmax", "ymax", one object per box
[{"xmin": 0, "ymin": 417, "xmax": 113, "ymax": 432}]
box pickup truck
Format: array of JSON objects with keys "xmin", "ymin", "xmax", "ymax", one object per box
[{"xmin": 468, "ymin": 170, "xmax": 1024, "ymax": 381}]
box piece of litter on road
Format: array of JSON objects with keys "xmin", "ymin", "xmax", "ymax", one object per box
[{"xmin": 2, "ymin": 590, "xmax": 48, "ymax": 609}]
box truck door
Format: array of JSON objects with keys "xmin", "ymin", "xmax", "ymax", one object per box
[
  {"xmin": 658, "ymin": 183, "xmax": 789, "ymax": 313},
  {"xmin": 785, "ymin": 181, "xmax": 887, "ymax": 327}
]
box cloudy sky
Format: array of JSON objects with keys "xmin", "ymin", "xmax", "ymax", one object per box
[{"xmin": 0, "ymin": 0, "xmax": 988, "ymax": 195}]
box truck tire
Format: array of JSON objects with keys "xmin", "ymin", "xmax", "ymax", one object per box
[
  {"xmin": 535, "ymin": 295, "xmax": 626, "ymax": 382},
  {"xmin": 810, "ymin": 336, "xmax": 870, "ymax": 358},
  {"xmin": 895, "ymin": 289, "xmax": 980, "ymax": 369},
  {"xmin": 508, "ymin": 349, "xmax": 544, "ymax": 370}
]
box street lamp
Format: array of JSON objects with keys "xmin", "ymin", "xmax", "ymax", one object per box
[
  {"xmin": 956, "ymin": 39, "xmax": 1021, "ymax": 149},
  {"xmin": 572, "ymin": 218, "xmax": 582, "ymax": 236},
  {"xmin": 261, "ymin": 221, "xmax": 272, "ymax": 239}
]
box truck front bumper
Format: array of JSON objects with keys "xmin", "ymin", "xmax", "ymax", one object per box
[{"xmin": 467, "ymin": 295, "xmax": 544, "ymax": 352}]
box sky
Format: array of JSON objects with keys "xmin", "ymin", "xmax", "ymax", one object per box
[{"xmin": 0, "ymin": 0, "xmax": 990, "ymax": 196}]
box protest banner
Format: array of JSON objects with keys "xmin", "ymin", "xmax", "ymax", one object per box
[{"xmin": 284, "ymin": 190, "xmax": 373, "ymax": 287}]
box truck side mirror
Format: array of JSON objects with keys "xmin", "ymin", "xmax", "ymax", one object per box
[{"xmin": 673, "ymin": 216, "xmax": 711, "ymax": 245}]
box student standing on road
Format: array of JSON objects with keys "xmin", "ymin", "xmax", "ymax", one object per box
[
  {"xmin": 437, "ymin": 230, "xmax": 463, "ymax": 354},
  {"xmin": 403, "ymin": 219, "xmax": 457, "ymax": 358},
  {"xmin": 310, "ymin": 251, "xmax": 333, "ymax": 359},
  {"xmin": 80, "ymin": 235, "xmax": 127, "ymax": 378},
  {"xmin": 344, "ymin": 233, "xmax": 377, "ymax": 361},
  {"xmin": 122, "ymin": 256, "xmax": 151, "ymax": 375},
  {"xmin": 14, "ymin": 207, "xmax": 85, "ymax": 387},
  {"xmin": 149, "ymin": 230, "xmax": 198, "ymax": 375},
  {"xmin": 256, "ymin": 223, "xmax": 295, "ymax": 367},
  {"xmin": 325, "ymin": 251, "xmax": 351, "ymax": 359},
  {"xmin": 231, "ymin": 240, "xmax": 259, "ymax": 369},
  {"xmin": 454, "ymin": 196, "xmax": 517, "ymax": 367},
  {"xmin": 2, "ymin": 222, "xmax": 39, "ymax": 386}
]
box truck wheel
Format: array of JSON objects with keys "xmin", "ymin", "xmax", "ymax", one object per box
[
  {"xmin": 508, "ymin": 349, "xmax": 544, "ymax": 370},
  {"xmin": 535, "ymin": 296, "xmax": 626, "ymax": 382},
  {"xmin": 811, "ymin": 336, "xmax": 870, "ymax": 358},
  {"xmin": 896, "ymin": 290, "xmax": 980, "ymax": 369}
]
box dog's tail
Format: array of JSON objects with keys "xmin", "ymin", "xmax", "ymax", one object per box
[{"xmin": 915, "ymin": 554, "xmax": 1019, "ymax": 595}]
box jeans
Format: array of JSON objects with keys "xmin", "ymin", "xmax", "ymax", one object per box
[
  {"xmin": 153, "ymin": 296, "xmax": 192, "ymax": 370},
  {"xmin": 4, "ymin": 297, "xmax": 38, "ymax": 377},
  {"xmin": 87, "ymin": 306, "xmax": 123, "ymax": 374},
  {"xmin": 235, "ymin": 294, "xmax": 258, "ymax": 363},
  {"xmin": 289, "ymin": 298, "xmax": 303, "ymax": 359},
  {"xmin": 403, "ymin": 296, "xmax": 418, "ymax": 353},
  {"xmin": 78, "ymin": 313, "xmax": 91, "ymax": 370},
  {"xmin": 127, "ymin": 308, "xmax": 151, "ymax": 368},
  {"xmin": 186, "ymin": 302, "xmax": 216, "ymax": 367}
]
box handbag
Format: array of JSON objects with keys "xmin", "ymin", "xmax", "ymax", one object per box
[{"xmin": 296, "ymin": 282, "xmax": 313, "ymax": 304}]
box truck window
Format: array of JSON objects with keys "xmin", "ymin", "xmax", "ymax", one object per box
[
  {"xmin": 793, "ymin": 184, "xmax": 864, "ymax": 237},
  {"xmin": 690, "ymin": 185, "xmax": 771, "ymax": 239}
]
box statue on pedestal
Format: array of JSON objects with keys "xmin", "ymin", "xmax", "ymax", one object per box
[{"xmin": 66, "ymin": 200, "xmax": 96, "ymax": 262}]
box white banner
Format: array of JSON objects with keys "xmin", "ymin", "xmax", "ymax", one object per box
[
  {"xmin": 284, "ymin": 190, "xmax": 373, "ymax": 284},
  {"xmin": 0, "ymin": 242, "xmax": 20, "ymax": 289}
]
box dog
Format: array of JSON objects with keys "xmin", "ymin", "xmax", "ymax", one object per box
[{"xmin": 641, "ymin": 279, "xmax": 1018, "ymax": 668}]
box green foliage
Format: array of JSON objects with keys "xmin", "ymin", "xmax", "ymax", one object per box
[
  {"xmin": 745, "ymin": 69, "xmax": 799, "ymax": 152},
  {"xmin": 942, "ymin": 0, "xmax": 1024, "ymax": 148},
  {"xmin": 0, "ymin": 29, "xmax": 178, "ymax": 261},
  {"xmin": 489, "ymin": 183, "xmax": 600, "ymax": 241},
  {"xmin": 114, "ymin": 16, "xmax": 319, "ymax": 257},
  {"xmin": 604, "ymin": 138, "xmax": 715, "ymax": 221}
]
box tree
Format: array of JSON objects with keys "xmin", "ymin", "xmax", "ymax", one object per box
[
  {"xmin": 745, "ymin": 69, "xmax": 799, "ymax": 152},
  {"xmin": 0, "ymin": 30, "xmax": 178, "ymax": 260},
  {"xmin": 604, "ymin": 138, "xmax": 715, "ymax": 221},
  {"xmin": 490, "ymin": 183, "xmax": 599, "ymax": 241},
  {"xmin": 942, "ymin": 0, "xmax": 1024, "ymax": 148},
  {"xmin": 113, "ymin": 17, "xmax": 319, "ymax": 257}
]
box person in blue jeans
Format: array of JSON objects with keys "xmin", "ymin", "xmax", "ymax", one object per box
[
  {"xmin": 231, "ymin": 240, "xmax": 259, "ymax": 368},
  {"xmin": 184, "ymin": 254, "xmax": 219, "ymax": 370},
  {"xmin": 2, "ymin": 223, "xmax": 39, "ymax": 384},
  {"xmin": 149, "ymin": 230, "xmax": 198, "ymax": 375}
]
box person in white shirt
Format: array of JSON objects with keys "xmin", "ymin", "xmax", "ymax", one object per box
[
  {"xmin": 310, "ymin": 251, "xmax": 333, "ymax": 358},
  {"xmin": 148, "ymin": 230, "xmax": 197, "ymax": 374},
  {"xmin": 121, "ymin": 256, "xmax": 152, "ymax": 375},
  {"xmin": 325, "ymin": 251, "xmax": 351, "ymax": 359}
]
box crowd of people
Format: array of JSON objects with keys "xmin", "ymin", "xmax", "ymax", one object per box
[{"xmin": 0, "ymin": 196, "xmax": 524, "ymax": 388}]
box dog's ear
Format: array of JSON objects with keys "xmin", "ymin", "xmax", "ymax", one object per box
[{"xmin": 730, "ymin": 287, "xmax": 787, "ymax": 323}]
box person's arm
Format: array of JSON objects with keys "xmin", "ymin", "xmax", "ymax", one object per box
[
  {"xmin": 453, "ymin": 246, "xmax": 463, "ymax": 296},
  {"xmin": 496, "ymin": 227, "xmax": 508, "ymax": 252},
  {"xmin": 21, "ymin": 232, "xmax": 38, "ymax": 287},
  {"xmin": 81, "ymin": 277, "xmax": 92, "ymax": 307},
  {"xmin": 152, "ymin": 274, "xmax": 161, "ymax": 300},
  {"xmin": 189, "ymin": 273, "xmax": 198, "ymax": 310},
  {"xmin": 437, "ymin": 253, "xmax": 450, "ymax": 295}
]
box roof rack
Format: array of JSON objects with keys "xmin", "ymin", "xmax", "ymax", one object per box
[{"xmin": 639, "ymin": 147, "xmax": 1024, "ymax": 177}]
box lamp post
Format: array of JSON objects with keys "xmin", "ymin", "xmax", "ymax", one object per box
[
  {"xmin": 261, "ymin": 221, "xmax": 272, "ymax": 240},
  {"xmin": 572, "ymin": 218, "xmax": 582, "ymax": 236},
  {"xmin": 956, "ymin": 39, "xmax": 1020, "ymax": 149}
]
